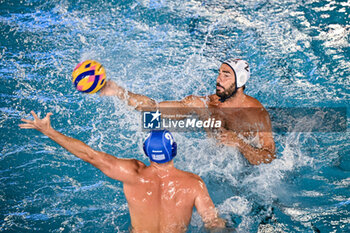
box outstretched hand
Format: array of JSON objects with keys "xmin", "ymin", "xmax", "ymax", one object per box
[{"xmin": 19, "ymin": 111, "xmax": 53, "ymax": 133}]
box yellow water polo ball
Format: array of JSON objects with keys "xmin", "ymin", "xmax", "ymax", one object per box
[{"xmin": 72, "ymin": 60, "xmax": 106, "ymax": 94}]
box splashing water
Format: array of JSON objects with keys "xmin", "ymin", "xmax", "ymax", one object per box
[{"xmin": 1, "ymin": 0, "xmax": 349, "ymax": 232}]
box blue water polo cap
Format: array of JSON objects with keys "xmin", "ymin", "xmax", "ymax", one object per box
[{"xmin": 143, "ymin": 130, "xmax": 177, "ymax": 164}]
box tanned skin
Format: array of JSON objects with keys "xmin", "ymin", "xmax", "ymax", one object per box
[{"xmin": 100, "ymin": 63, "xmax": 276, "ymax": 165}]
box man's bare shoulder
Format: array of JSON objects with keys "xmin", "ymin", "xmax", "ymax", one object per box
[
  {"xmin": 135, "ymin": 160, "xmax": 147, "ymax": 169},
  {"xmin": 176, "ymin": 168, "xmax": 200, "ymax": 178},
  {"xmin": 175, "ymin": 169, "xmax": 204, "ymax": 188},
  {"xmin": 243, "ymin": 94, "xmax": 272, "ymax": 129},
  {"xmin": 128, "ymin": 159, "xmax": 148, "ymax": 177},
  {"xmin": 208, "ymin": 94, "xmax": 219, "ymax": 102},
  {"xmin": 243, "ymin": 94, "xmax": 264, "ymax": 108}
]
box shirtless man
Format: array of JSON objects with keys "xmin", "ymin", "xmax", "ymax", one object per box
[
  {"xmin": 19, "ymin": 111, "xmax": 226, "ymax": 233},
  {"xmin": 100, "ymin": 59, "xmax": 275, "ymax": 165}
]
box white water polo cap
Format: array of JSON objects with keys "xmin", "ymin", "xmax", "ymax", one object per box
[{"xmin": 223, "ymin": 59, "xmax": 250, "ymax": 88}]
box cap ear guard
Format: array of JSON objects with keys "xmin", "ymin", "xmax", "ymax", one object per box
[
  {"xmin": 171, "ymin": 141, "xmax": 177, "ymax": 158},
  {"xmin": 224, "ymin": 59, "xmax": 250, "ymax": 88},
  {"xmin": 236, "ymin": 72, "xmax": 248, "ymax": 88}
]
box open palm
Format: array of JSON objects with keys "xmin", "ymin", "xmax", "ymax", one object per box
[{"xmin": 19, "ymin": 111, "xmax": 53, "ymax": 133}]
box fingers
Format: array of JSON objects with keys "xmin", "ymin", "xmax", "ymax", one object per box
[
  {"xmin": 21, "ymin": 118, "xmax": 33, "ymax": 123},
  {"xmin": 31, "ymin": 110, "xmax": 39, "ymax": 120},
  {"xmin": 18, "ymin": 124, "xmax": 34, "ymax": 129},
  {"xmin": 46, "ymin": 113, "xmax": 53, "ymax": 125},
  {"xmin": 22, "ymin": 111, "xmax": 52, "ymax": 128}
]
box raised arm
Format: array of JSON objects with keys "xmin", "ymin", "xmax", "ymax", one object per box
[
  {"xmin": 19, "ymin": 111, "xmax": 145, "ymax": 184},
  {"xmin": 99, "ymin": 80, "xmax": 206, "ymax": 113},
  {"xmin": 194, "ymin": 176, "xmax": 226, "ymax": 231},
  {"xmin": 99, "ymin": 80, "xmax": 157, "ymax": 110}
]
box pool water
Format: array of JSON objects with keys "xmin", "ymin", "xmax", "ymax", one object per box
[{"xmin": 0, "ymin": 0, "xmax": 349, "ymax": 232}]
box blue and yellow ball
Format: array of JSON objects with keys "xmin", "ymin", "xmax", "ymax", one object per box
[{"xmin": 72, "ymin": 60, "xmax": 106, "ymax": 94}]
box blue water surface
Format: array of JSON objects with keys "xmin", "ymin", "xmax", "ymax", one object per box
[{"xmin": 0, "ymin": 0, "xmax": 349, "ymax": 232}]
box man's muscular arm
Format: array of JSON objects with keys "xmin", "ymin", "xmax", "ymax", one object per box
[
  {"xmin": 19, "ymin": 111, "xmax": 145, "ymax": 184},
  {"xmin": 194, "ymin": 176, "xmax": 226, "ymax": 231},
  {"xmin": 99, "ymin": 80, "xmax": 157, "ymax": 110},
  {"xmin": 99, "ymin": 80, "xmax": 206, "ymax": 114},
  {"xmin": 218, "ymin": 108, "xmax": 276, "ymax": 165},
  {"xmin": 218, "ymin": 129, "xmax": 275, "ymax": 165}
]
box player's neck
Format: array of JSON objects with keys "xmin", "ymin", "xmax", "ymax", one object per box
[{"xmin": 150, "ymin": 161, "xmax": 175, "ymax": 173}]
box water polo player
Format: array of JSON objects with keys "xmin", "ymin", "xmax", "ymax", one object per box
[
  {"xmin": 19, "ymin": 112, "xmax": 226, "ymax": 232},
  {"xmin": 100, "ymin": 59, "xmax": 276, "ymax": 165}
]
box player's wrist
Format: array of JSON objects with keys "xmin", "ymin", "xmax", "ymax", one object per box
[{"xmin": 40, "ymin": 126, "xmax": 54, "ymax": 136}]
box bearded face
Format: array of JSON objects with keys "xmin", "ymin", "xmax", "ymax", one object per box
[
  {"xmin": 216, "ymin": 64, "xmax": 237, "ymax": 101},
  {"xmin": 216, "ymin": 82, "xmax": 236, "ymax": 100}
]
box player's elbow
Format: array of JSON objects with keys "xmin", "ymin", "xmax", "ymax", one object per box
[
  {"xmin": 134, "ymin": 99, "xmax": 157, "ymax": 111},
  {"xmin": 84, "ymin": 149, "xmax": 99, "ymax": 164}
]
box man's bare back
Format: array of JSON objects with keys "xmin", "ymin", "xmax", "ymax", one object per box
[{"xmin": 125, "ymin": 163, "xmax": 215, "ymax": 233}]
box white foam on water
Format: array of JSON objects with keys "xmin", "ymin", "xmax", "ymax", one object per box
[{"xmin": 2, "ymin": 0, "xmax": 348, "ymax": 232}]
